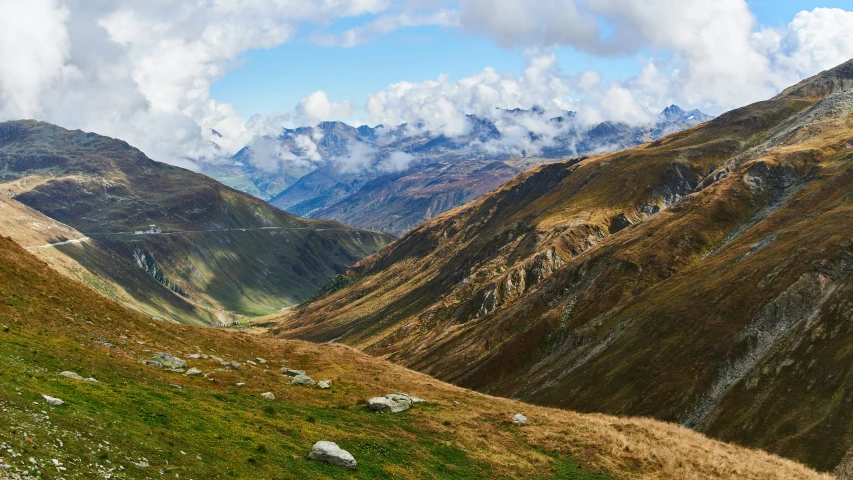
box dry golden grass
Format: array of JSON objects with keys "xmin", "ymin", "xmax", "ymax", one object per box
[{"xmin": 0, "ymin": 235, "xmax": 831, "ymax": 479}]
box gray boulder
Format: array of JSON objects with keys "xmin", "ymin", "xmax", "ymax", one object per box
[
  {"xmin": 513, "ymin": 413, "xmax": 528, "ymax": 424},
  {"xmin": 184, "ymin": 368, "xmax": 202, "ymax": 376},
  {"xmin": 368, "ymin": 393, "xmax": 413, "ymax": 413},
  {"xmin": 317, "ymin": 380, "xmax": 332, "ymax": 389},
  {"xmin": 221, "ymin": 361, "xmax": 241, "ymax": 370},
  {"xmin": 59, "ymin": 371, "xmax": 84, "ymax": 381},
  {"xmin": 281, "ymin": 368, "xmax": 306, "ymax": 377},
  {"xmin": 291, "ymin": 374, "xmax": 316, "ymax": 386},
  {"xmin": 147, "ymin": 353, "xmax": 187, "ymax": 371},
  {"xmin": 261, "ymin": 392, "xmax": 275, "ymax": 400},
  {"xmin": 307, "ymin": 441, "xmax": 356, "ymax": 469}
]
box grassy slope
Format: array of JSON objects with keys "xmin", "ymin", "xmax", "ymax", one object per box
[
  {"xmin": 0, "ymin": 121, "xmax": 393, "ymax": 322},
  {"xmin": 271, "ymin": 60, "xmax": 853, "ymax": 470},
  {"xmin": 0, "ymin": 236, "xmax": 830, "ymax": 480}
]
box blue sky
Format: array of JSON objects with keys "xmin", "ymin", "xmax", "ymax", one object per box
[{"xmin": 211, "ymin": 1, "xmax": 853, "ymax": 119}]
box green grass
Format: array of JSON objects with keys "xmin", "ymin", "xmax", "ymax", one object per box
[{"xmin": 0, "ymin": 322, "xmax": 598, "ymax": 479}]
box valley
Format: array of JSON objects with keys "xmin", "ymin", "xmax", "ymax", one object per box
[
  {"xmin": 0, "ymin": 121, "xmax": 393, "ymax": 325},
  {"xmin": 269, "ymin": 59, "xmax": 853, "ymax": 472},
  {"xmin": 0, "ymin": 235, "xmax": 829, "ymax": 479}
]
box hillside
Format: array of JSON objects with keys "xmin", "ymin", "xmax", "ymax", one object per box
[
  {"xmin": 201, "ymin": 107, "xmax": 711, "ymax": 236},
  {"xmin": 0, "ymin": 121, "xmax": 393, "ymax": 323},
  {"xmin": 271, "ymin": 59, "xmax": 853, "ymax": 472},
  {"xmin": 0, "ymin": 236, "xmax": 831, "ymax": 479}
]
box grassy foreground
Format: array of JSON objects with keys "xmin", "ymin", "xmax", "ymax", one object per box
[{"xmin": 0, "ymin": 236, "xmax": 829, "ymax": 479}]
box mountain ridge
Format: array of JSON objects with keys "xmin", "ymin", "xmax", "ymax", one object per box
[
  {"xmin": 269, "ymin": 58, "xmax": 853, "ymax": 471},
  {"xmin": 199, "ymin": 105, "xmax": 712, "ymax": 235},
  {"xmin": 0, "ymin": 120, "xmax": 393, "ymax": 323}
]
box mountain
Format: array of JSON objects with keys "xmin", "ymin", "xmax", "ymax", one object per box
[
  {"xmin": 0, "ymin": 235, "xmax": 828, "ymax": 479},
  {"xmin": 0, "ymin": 121, "xmax": 393, "ymax": 324},
  {"xmin": 199, "ymin": 106, "xmax": 712, "ymax": 236},
  {"xmin": 269, "ymin": 59, "xmax": 853, "ymax": 472}
]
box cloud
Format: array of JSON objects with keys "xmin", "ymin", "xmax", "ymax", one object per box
[
  {"xmin": 311, "ymin": 9, "xmax": 459, "ymax": 47},
  {"xmin": 0, "ymin": 0, "xmax": 75, "ymax": 120},
  {"xmin": 0, "ymin": 0, "xmax": 388, "ymax": 167},
  {"xmin": 295, "ymin": 91, "xmax": 354, "ymax": 126},
  {"xmin": 377, "ymin": 150, "xmax": 416, "ymax": 172},
  {"xmin": 333, "ymin": 142, "xmax": 377, "ymax": 173}
]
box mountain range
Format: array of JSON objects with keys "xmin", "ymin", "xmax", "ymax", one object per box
[
  {"xmin": 0, "ymin": 121, "xmax": 392, "ymax": 325},
  {"xmin": 200, "ymin": 105, "xmax": 712, "ymax": 235},
  {"xmin": 269, "ymin": 59, "xmax": 853, "ymax": 472}
]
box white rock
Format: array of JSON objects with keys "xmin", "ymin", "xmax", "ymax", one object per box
[
  {"xmin": 368, "ymin": 394, "xmax": 413, "ymax": 413},
  {"xmin": 184, "ymin": 368, "xmax": 202, "ymax": 376},
  {"xmin": 255, "ymin": 358, "xmax": 267, "ymax": 364},
  {"xmin": 317, "ymin": 380, "xmax": 332, "ymax": 389},
  {"xmin": 513, "ymin": 413, "xmax": 528, "ymax": 424},
  {"xmin": 261, "ymin": 392, "xmax": 275, "ymax": 400},
  {"xmin": 59, "ymin": 371, "xmax": 84, "ymax": 381},
  {"xmin": 246, "ymin": 361, "xmax": 257, "ymax": 366},
  {"xmin": 42, "ymin": 395, "xmax": 64, "ymax": 406},
  {"xmin": 307, "ymin": 441, "xmax": 356, "ymax": 469}
]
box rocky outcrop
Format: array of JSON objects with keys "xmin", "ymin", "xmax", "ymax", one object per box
[{"xmin": 146, "ymin": 353, "xmax": 187, "ymax": 372}]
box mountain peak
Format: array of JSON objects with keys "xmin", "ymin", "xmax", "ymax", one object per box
[{"xmin": 779, "ymin": 57, "xmax": 853, "ymax": 100}]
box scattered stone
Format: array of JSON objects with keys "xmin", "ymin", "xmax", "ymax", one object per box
[
  {"xmin": 255, "ymin": 358, "xmax": 267, "ymax": 364},
  {"xmin": 410, "ymin": 396, "xmax": 426, "ymax": 403},
  {"xmin": 85, "ymin": 377, "xmax": 99, "ymax": 383},
  {"xmin": 59, "ymin": 371, "xmax": 84, "ymax": 381},
  {"xmin": 261, "ymin": 392, "xmax": 275, "ymax": 400},
  {"xmin": 368, "ymin": 393, "xmax": 413, "ymax": 413},
  {"xmin": 307, "ymin": 441, "xmax": 356, "ymax": 469},
  {"xmin": 42, "ymin": 395, "xmax": 64, "ymax": 406},
  {"xmin": 185, "ymin": 353, "xmax": 202, "ymax": 359},
  {"xmin": 221, "ymin": 361, "xmax": 241, "ymax": 370},
  {"xmin": 317, "ymin": 380, "xmax": 332, "ymax": 389},
  {"xmin": 146, "ymin": 352, "xmax": 187, "ymax": 371},
  {"xmin": 96, "ymin": 339, "xmax": 117, "ymax": 349},
  {"xmin": 184, "ymin": 368, "xmax": 202, "ymax": 376},
  {"xmin": 246, "ymin": 360, "xmax": 257, "ymax": 366},
  {"xmin": 236, "ymin": 382, "xmax": 245, "ymax": 387},
  {"xmin": 281, "ymin": 368, "xmax": 305, "ymax": 377},
  {"xmin": 291, "ymin": 373, "xmax": 316, "ymax": 386},
  {"xmin": 513, "ymin": 414, "xmax": 528, "ymax": 424}
]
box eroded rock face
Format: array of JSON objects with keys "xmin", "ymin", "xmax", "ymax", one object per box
[
  {"xmin": 307, "ymin": 441, "xmax": 356, "ymax": 469},
  {"xmin": 368, "ymin": 393, "xmax": 414, "ymax": 413},
  {"xmin": 146, "ymin": 353, "xmax": 187, "ymax": 371}
]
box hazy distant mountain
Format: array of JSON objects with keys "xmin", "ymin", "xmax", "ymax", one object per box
[{"xmin": 200, "ymin": 106, "xmax": 713, "ymax": 235}]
